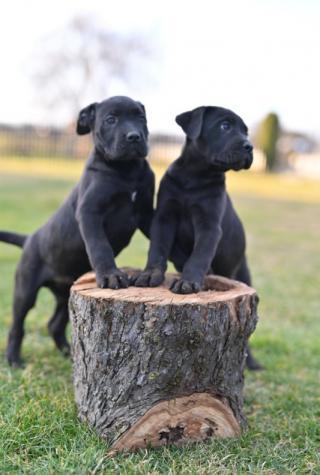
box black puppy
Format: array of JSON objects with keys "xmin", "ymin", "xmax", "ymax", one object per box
[
  {"xmin": 0, "ymin": 96, "xmax": 154, "ymax": 367},
  {"xmin": 132, "ymin": 105, "xmax": 261, "ymax": 370}
]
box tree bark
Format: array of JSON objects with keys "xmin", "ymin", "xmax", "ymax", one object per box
[{"xmin": 69, "ymin": 270, "xmax": 258, "ymax": 453}]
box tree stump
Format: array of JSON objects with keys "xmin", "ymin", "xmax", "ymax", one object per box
[{"xmin": 69, "ymin": 269, "xmax": 258, "ymax": 453}]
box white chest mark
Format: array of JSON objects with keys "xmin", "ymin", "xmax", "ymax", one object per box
[{"xmin": 131, "ymin": 191, "xmax": 137, "ymax": 202}]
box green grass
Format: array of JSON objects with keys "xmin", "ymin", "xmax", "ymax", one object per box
[{"xmin": 0, "ymin": 159, "xmax": 319, "ymax": 474}]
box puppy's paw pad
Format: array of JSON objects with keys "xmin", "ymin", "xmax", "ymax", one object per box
[
  {"xmin": 132, "ymin": 269, "xmax": 164, "ymax": 287},
  {"xmin": 170, "ymin": 279, "xmax": 201, "ymax": 294},
  {"xmin": 97, "ymin": 270, "xmax": 129, "ymax": 289},
  {"xmin": 130, "ymin": 272, "xmax": 148, "ymax": 287},
  {"xmin": 7, "ymin": 356, "xmax": 25, "ymax": 369},
  {"xmin": 149, "ymin": 269, "xmax": 165, "ymax": 287},
  {"xmin": 246, "ymin": 359, "xmax": 264, "ymax": 371},
  {"xmin": 59, "ymin": 343, "xmax": 71, "ymax": 358}
]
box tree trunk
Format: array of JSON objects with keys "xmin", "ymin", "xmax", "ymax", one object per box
[{"xmin": 69, "ymin": 270, "xmax": 258, "ymax": 453}]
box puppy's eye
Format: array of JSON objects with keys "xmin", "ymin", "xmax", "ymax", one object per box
[
  {"xmin": 105, "ymin": 116, "xmax": 116, "ymax": 124},
  {"xmin": 220, "ymin": 121, "xmax": 231, "ymax": 131}
]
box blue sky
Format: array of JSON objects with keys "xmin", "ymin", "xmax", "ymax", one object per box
[{"xmin": 0, "ymin": 0, "xmax": 319, "ymax": 136}]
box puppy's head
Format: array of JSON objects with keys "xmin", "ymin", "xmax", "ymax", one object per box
[
  {"xmin": 76, "ymin": 96, "xmax": 148, "ymax": 161},
  {"xmin": 176, "ymin": 106, "xmax": 253, "ymax": 171}
]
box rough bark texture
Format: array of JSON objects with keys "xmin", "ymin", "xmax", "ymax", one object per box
[{"xmin": 69, "ymin": 270, "xmax": 258, "ymax": 452}]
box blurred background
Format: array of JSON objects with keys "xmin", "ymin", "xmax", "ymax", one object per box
[
  {"xmin": 0, "ymin": 0, "xmax": 320, "ymax": 475},
  {"xmin": 1, "ymin": 1, "xmax": 320, "ymax": 473},
  {"xmin": 0, "ymin": 0, "xmax": 319, "ymax": 173}
]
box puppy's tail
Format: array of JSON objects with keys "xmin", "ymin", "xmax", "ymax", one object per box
[{"xmin": 0, "ymin": 231, "xmax": 28, "ymax": 248}]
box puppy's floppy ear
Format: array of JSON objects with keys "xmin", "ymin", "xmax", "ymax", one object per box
[
  {"xmin": 136, "ymin": 101, "xmax": 146, "ymax": 114},
  {"xmin": 76, "ymin": 103, "xmax": 97, "ymax": 135},
  {"xmin": 175, "ymin": 106, "xmax": 206, "ymax": 140}
]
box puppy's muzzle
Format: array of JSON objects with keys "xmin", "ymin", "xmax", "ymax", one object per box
[
  {"xmin": 126, "ymin": 131, "xmax": 142, "ymax": 143},
  {"xmin": 124, "ymin": 131, "xmax": 147, "ymax": 155},
  {"xmin": 242, "ymin": 140, "xmax": 253, "ymax": 153},
  {"xmin": 118, "ymin": 131, "xmax": 148, "ymax": 159},
  {"xmin": 242, "ymin": 140, "xmax": 253, "ymax": 169},
  {"xmin": 231, "ymin": 140, "xmax": 253, "ymax": 170}
]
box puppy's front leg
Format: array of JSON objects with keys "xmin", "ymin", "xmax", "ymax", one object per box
[
  {"xmin": 137, "ymin": 173, "xmax": 155, "ymax": 239},
  {"xmin": 76, "ymin": 191, "xmax": 129, "ymax": 289},
  {"xmin": 171, "ymin": 208, "xmax": 223, "ymax": 294},
  {"xmin": 132, "ymin": 205, "xmax": 177, "ymax": 287}
]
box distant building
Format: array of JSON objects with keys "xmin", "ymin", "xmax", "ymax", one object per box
[{"xmin": 277, "ymin": 131, "xmax": 320, "ymax": 177}]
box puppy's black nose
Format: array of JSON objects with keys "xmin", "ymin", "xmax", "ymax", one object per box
[
  {"xmin": 243, "ymin": 140, "xmax": 253, "ymax": 152},
  {"xmin": 126, "ymin": 132, "xmax": 141, "ymax": 142}
]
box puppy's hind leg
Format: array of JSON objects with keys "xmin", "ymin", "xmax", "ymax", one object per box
[
  {"xmin": 235, "ymin": 256, "xmax": 264, "ymax": 371},
  {"xmin": 234, "ymin": 255, "xmax": 252, "ymax": 285},
  {"xmin": 47, "ymin": 287, "xmax": 70, "ymax": 357},
  {"xmin": 7, "ymin": 268, "xmax": 42, "ymax": 367}
]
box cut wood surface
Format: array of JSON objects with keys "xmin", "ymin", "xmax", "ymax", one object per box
[{"xmin": 70, "ymin": 269, "xmax": 258, "ymax": 453}]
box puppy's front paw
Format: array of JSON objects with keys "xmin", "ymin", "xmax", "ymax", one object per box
[
  {"xmin": 131, "ymin": 268, "xmax": 164, "ymax": 287},
  {"xmin": 170, "ymin": 278, "xmax": 201, "ymax": 294},
  {"xmin": 96, "ymin": 269, "xmax": 129, "ymax": 289}
]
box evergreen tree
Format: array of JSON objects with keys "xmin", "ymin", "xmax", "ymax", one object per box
[{"xmin": 256, "ymin": 113, "xmax": 280, "ymax": 171}]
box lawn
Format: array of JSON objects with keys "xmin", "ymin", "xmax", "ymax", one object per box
[{"xmin": 0, "ymin": 158, "xmax": 319, "ymax": 474}]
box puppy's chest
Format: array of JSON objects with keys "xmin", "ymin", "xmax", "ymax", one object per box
[
  {"xmin": 174, "ymin": 193, "xmax": 219, "ymax": 240},
  {"xmin": 122, "ymin": 186, "xmax": 140, "ymax": 204},
  {"xmin": 101, "ymin": 192, "xmax": 139, "ymax": 239},
  {"xmin": 175, "ymin": 199, "xmax": 194, "ymax": 234},
  {"xmin": 175, "ymin": 191, "xmax": 212, "ymax": 217},
  {"xmin": 114, "ymin": 177, "xmax": 141, "ymax": 204},
  {"xmin": 176, "ymin": 212, "xmax": 195, "ymax": 251},
  {"xmin": 102, "ymin": 188, "xmax": 140, "ymax": 216}
]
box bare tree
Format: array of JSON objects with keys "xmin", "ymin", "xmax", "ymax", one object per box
[{"xmin": 30, "ymin": 16, "xmax": 152, "ymax": 124}]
